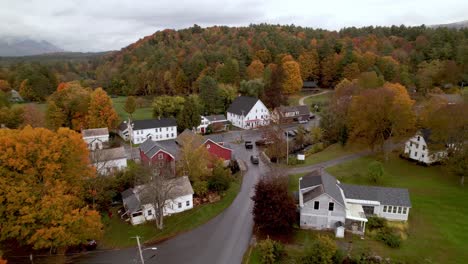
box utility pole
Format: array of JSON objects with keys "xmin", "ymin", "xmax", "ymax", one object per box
[
  {"xmin": 135, "ymin": 236, "xmax": 145, "ymax": 264},
  {"xmin": 286, "ymin": 132, "xmax": 289, "ymax": 165}
]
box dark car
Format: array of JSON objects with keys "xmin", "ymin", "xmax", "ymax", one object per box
[
  {"xmin": 245, "ymin": 141, "xmax": 253, "ymax": 149},
  {"xmin": 284, "ymin": 131, "xmax": 296, "ymax": 138},
  {"xmin": 250, "ymin": 155, "xmax": 259, "ymax": 164},
  {"xmin": 84, "ymin": 240, "xmax": 97, "ymax": 251}
]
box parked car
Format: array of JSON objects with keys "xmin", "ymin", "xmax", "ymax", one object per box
[
  {"xmin": 298, "ymin": 119, "xmax": 308, "ymax": 124},
  {"xmin": 250, "ymin": 155, "xmax": 259, "ymax": 164},
  {"xmin": 255, "ymin": 138, "xmax": 274, "ymax": 146},
  {"xmin": 309, "ymin": 114, "xmax": 316, "ymax": 120},
  {"xmin": 245, "ymin": 141, "xmax": 253, "ymax": 149}
]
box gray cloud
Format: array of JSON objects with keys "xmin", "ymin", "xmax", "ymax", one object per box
[{"xmin": 0, "ymin": 0, "xmax": 466, "ymax": 52}]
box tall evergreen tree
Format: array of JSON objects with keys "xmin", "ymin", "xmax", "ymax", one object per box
[
  {"xmin": 199, "ymin": 76, "xmax": 222, "ymax": 114},
  {"xmin": 177, "ymin": 96, "xmax": 201, "ymax": 132}
]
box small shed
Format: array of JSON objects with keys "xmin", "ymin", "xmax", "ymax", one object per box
[
  {"xmin": 335, "ymin": 221, "xmax": 345, "ymax": 238},
  {"xmin": 297, "ymin": 152, "xmax": 305, "ymax": 161}
]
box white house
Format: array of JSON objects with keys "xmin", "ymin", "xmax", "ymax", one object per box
[
  {"xmin": 226, "ymin": 96, "xmax": 270, "ymax": 129},
  {"xmin": 404, "ymin": 129, "xmax": 447, "ymax": 165},
  {"xmin": 82, "ymin": 128, "xmax": 109, "ymax": 150},
  {"xmin": 196, "ymin": 114, "xmax": 229, "ymax": 134},
  {"xmin": 89, "ymin": 146, "xmax": 127, "ymax": 175},
  {"xmin": 299, "ymin": 171, "xmax": 411, "ymax": 235},
  {"xmin": 121, "ymin": 176, "xmax": 194, "ymax": 225},
  {"xmin": 118, "ymin": 118, "xmax": 177, "ymax": 144}
]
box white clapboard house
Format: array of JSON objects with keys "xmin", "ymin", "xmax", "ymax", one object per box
[
  {"xmin": 121, "ymin": 176, "xmax": 194, "ymax": 225},
  {"xmin": 118, "ymin": 118, "xmax": 177, "ymax": 144},
  {"xmin": 403, "ymin": 129, "xmax": 451, "ymax": 165},
  {"xmin": 82, "ymin": 128, "xmax": 109, "ymax": 150},
  {"xmin": 226, "ymin": 96, "xmax": 270, "ymax": 129}
]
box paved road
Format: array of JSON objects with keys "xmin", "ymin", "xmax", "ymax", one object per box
[{"xmin": 70, "ymin": 143, "xmax": 270, "ymax": 264}]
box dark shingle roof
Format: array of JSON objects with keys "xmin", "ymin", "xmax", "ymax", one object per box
[
  {"xmin": 421, "ymin": 128, "xmax": 433, "ymax": 144},
  {"xmin": 300, "ymin": 171, "xmax": 345, "ymax": 206},
  {"xmin": 131, "ymin": 118, "xmax": 176, "ymax": 130},
  {"xmin": 140, "ymin": 139, "xmax": 176, "ymax": 158},
  {"xmin": 303, "ymin": 185, "xmax": 324, "ymax": 203},
  {"xmin": 340, "ymin": 184, "xmax": 411, "ymax": 207},
  {"xmin": 118, "ymin": 121, "xmax": 129, "ymax": 131},
  {"xmin": 205, "ymin": 114, "xmax": 227, "ymax": 122},
  {"xmin": 203, "ymin": 134, "xmax": 224, "ymax": 143},
  {"xmin": 227, "ymin": 96, "xmax": 259, "ymax": 115}
]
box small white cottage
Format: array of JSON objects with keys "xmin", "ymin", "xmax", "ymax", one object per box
[
  {"xmin": 82, "ymin": 128, "xmax": 109, "ymax": 150},
  {"xmin": 227, "ymin": 96, "xmax": 270, "ymax": 129},
  {"xmin": 404, "ymin": 129, "xmax": 447, "ymax": 165},
  {"xmin": 121, "ymin": 176, "xmax": 194, "ymax": 225},
  {"xmin": 89, "ymin": 146, "xmax": 127, "ymax": 175}
]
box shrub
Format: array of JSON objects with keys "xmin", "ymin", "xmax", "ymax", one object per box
[
  {"xmin": 208, "ymin": 163, "xmax": 231, "ymax": 192},
  {"xmin": 193, "ymin": 181, "xmax": 208, "ymax": 197},
  {"xmin": 301, "ymin": 235, "xmax": 337, "ymax": 264},
  {"xmin": 367, "ymin": 216, "xmax": 386, "ymax": 231},
  {"xmin": 257, "ymin": 237, "xmax": 284, "ymax": 264},
  {"xmin": 229, "ymin": 159, "xmax": 240, "ymax": 174},
  {"xmin": 376, "ymin": 227, "xmax": 402, "ymax": 248},
  {"xmin": 305, "ymin": 142, "xmax": 325, "ymax": 156}
]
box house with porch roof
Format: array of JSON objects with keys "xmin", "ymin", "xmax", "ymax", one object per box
[
  {"xmin": 299, "ymin": 170, "xmax": 411, "ymax": 236},
  {"xmin": 196, "ymin": 114, "xmax": 229, "ymax": 134}
]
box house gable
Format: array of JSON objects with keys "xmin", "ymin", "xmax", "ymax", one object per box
[{"xmin": 203, "ymin": 139, "xmax": 232, "ymax": 161}]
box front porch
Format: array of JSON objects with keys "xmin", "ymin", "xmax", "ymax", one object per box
[{"xmin": 345, "ymin": 203, "xmax": 368, "ymax": 235}]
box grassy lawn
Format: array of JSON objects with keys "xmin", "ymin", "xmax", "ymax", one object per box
[
  {"xmin": 326, "ymin": 154, "xmax": 468, "ymax": 263},
  {"xmin": 112, "ymin": 96, "xmax": 153, "ymax": 121},
  {"xmin": 303, "ymin": 91, "xmax": 332, "ymax": 106},
  {"xmin": 101, "ymin": 178, "xmax": 241, "ymax": 248},
  {"xmin": 287, "ymin": 91, "xmax": 314, "ymax": 106},
  {"xmin": 291, "ymin": 143, "xmax": 367, "ymax": 167}
]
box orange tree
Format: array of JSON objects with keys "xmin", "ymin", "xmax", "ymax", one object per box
[{"xmin": 0, "ymin": 126, "xmax": 102, "ymax": 251}]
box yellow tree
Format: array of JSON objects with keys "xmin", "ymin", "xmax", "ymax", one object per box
[
  {"xmin": 321, "ymin": 53, "xmax": 340, "ymax": 87},
  {"xmin": 0, "ymin": 126, "xmax": 102, "ymax": 251},
  {"xmin": 282, "ymin": 60, "xmax": 303, "ymax": 94},
  {"xmin": 247, "ymin": 60, "xmax": 265, "ymax": 80},
  {"xmin": 87, "ymin": 88, "xmax": 119, "ymax": 129},
  {"xmin": 176, "ymin": 132, "xmax": 212, "ymax": 182},
  {"xmin": 348, "ymin": 83, "xmax": 415, "ymax": 156},
  {"xmin": 342, "ymin": 63, "xmax": 361, "ymax": 81},
  {"xmin": 298, "ymin": 50, "xmax": 320, "ymax": 81}
]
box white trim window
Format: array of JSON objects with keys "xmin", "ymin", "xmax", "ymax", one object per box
[{"xmin": 328, "ymin": 202, "xmax": 334, "ymax": 211}]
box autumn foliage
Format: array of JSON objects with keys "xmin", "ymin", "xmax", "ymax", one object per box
[
  {"xmin": 0, "ymin": 126, "xmax": 102, "ymax": 250},
  {"xmin": 87, "ymin": 87, "xmax": 119, "ymax": 129}
]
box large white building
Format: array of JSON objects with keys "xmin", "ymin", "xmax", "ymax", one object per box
[
  {"xmin": 121, "ymin": 176, "xmax": 194, "ymax": 225},
  {"xmin": 299, "ymin": 171, "xmax": 411, "ymax": 235},
  {"xmin": 82, "ymin": 128, "xmax": 109, "ymax": 150},
  {"xmin": 404, "ymin": 129, "xmax": 447, "ymax": 165},
  {"xmin": 196, "ymin": 114, "xmax": 229, "ymax": 134},
  {"xmin": 226, "ymin": 96, "xmax": 270, "ymax": 129},
  {"xmin": 118, "ymin": 118, "xmax": 177, "ymax": 144}
]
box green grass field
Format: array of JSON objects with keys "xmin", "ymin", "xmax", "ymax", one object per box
[
  {"xmin": 111, "ymin": 96, "xmax": 153, "ymax": 121},
  {"xmin": 303, "ymin": 91, "xmax": 332, "ymax": 106},
  {"xmin": 101, "ymin": 178, "xmax": 241, "ymax": 248},
  {"xmin": 291, "ymin": 143, "xmax": 367, "ymax": 167},
  {"xmin": 326, "ymin": 155, "xmax": 468, "ymax": 263}
]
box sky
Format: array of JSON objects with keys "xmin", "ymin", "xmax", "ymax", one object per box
[{"xmin": 0, "ymin": 0, "xmax": 467, "ymax": 52}]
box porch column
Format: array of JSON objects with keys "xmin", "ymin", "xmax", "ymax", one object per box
[{"xmin": 363, "ymin": 221, "xmax": 366, "ymax": 234}]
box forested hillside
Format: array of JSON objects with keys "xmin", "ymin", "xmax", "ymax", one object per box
[{"xmin": 1, "ymin": 24, "xmax": 467, "ymax": 104}]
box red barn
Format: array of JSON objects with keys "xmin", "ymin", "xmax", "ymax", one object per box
[
  {"xmin": 203, "ymin": 139, "xmax": 232, "ymax": 161},
  {"xmin": 139, "ymin": 139, "xmax": 176, "ymax": 174}
]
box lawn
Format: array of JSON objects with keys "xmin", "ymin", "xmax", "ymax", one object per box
[
  {"xmin": 303, "ymin": 91, "xmax": 332, "ymax": 107},
  {"xmin": 326, "ymin": 154, "xmax": 468, "ymax": 263},
  {"xmin": 101, "ymin": 178, "xmax": 241, "ymax": 248},
  {"xmin": 291, "ymin": 143, "xmax": 367, "ymax": 167},
  {"xmin": 112, "ymin": 96, "xmax": 153, "ymax": 121}
]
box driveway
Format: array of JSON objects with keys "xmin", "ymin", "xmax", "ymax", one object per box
[{"xmin": 298, "ymin": 90, "xmax": 331, "ymax": 106}]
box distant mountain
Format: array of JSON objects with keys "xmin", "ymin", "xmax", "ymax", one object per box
[
  {"xmin": 430, "ymin": 20, "xmax": 468, "ymax": 29},
  {"xmin": 0, "ymin": 37, "xmax": 64, "ymax": 57}
]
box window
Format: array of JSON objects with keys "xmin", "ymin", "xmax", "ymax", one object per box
[
  {"xmin": 178, "ymin": 202, "xmax": 182, "ymax": 208},
  {"xmin": 392, "ymin": 206, "xmax": 397, "ymax": 213},
  {"xmin": 417, "ymin": 136, "xmax": 420, "ymax": 141},
  {"xmin": 410, "ymin": 142, "xmax": 412, "ymax": 147},
  {"xmin": 314, "ymin": 201, "xmax": 319, "ymax": 210},
  {"xmin": 422, "ymin": 154, "xmax": 425, "ymax": 158},
  {"xmin": 166, "ymin": 134, "xmax": 169, "ymax": 138},
  {"xmin": 166, "ymin": 127, "xmax": 168, "ymax": 131},
  {"xmin": 388, "ymin": 206, "xmax": 392, "ymax": 213},
  {"xmin": 414, "ymin": 152, "xmax": 418, "ymax": 157},
  {"xmin": 159, "ymin": 161, "xmax": 163, "ymax": 168},
  {"xmin": 398, "ymin": 207, "xmax": 402, "ymax": 214},
  {"xmin": 186, "ymin": 201, "xmax": 190, "ymax": 206},
  {"xmin": 328, "ymin": 202, "xmax": 334, "ymax": 211},
  {"xmin": 171, "ymin": 133, "xmax": 174, "ymax": 137},
  {"xmin": 158, "ymin": 153, "xmax": 163, "ymax": 160},
  {"xmin": 403, "ymin": 207, "xmax": 407, "ymax": 214},
  {"xmin": 132, "ymin": 212, "xmax": 143, "ymax": 217},
  {"xmin": 147, "ymin": 210, "xmax": 152, "ymax": 216},
  {"xmin": 423, "ymin": 146, "xmax": 426, "ymax": 151},
  {"xmin": 383, "ymin": 206, "xmax": 387, "ymax": 212}
]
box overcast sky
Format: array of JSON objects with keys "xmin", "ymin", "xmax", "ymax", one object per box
[{"xmin": 0, "ymin": 0, "xmax": 466, "ymax": 52}]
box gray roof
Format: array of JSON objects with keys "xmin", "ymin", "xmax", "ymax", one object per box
[
  {"xmin": 129, "ymin": 118, "xmax": 176, "ymax": 130},
  {"xmin": 140, "ymin": 139, "xmax": 176, "ymax": 159},
  {"xmin": 89, "ymin": 146, "xmax": 126, "ymax": 162},
  {"xmin": 300, "ymin": 171, "xmax": 345, "ymax": 206},
  {"xmin": 82, "ymin": 128, "xmax": 109, "ymax": 138},
  {"xmin": 121, "ymin": 176, "xmax": 194, "ymax": 213},
  {"xmin": 203, "ymin": 134, "xmax": 224, "ymax": 143},
  {"xmin": 205, "ymin": 114, "xmax": 227, "ymax": 122},
  {"xmin": 118, "ymin": 121, "xmax": 128, "ymax": 131},
  {"xmin": 340, "ymin": 183, "xmax": 412, "ymax": 207},
  {"xmin": 275, "ymin": 105, "xmax": 310, "ymax": 117},
  {"xmin": 303, "ymin": 185, "xmax": 324, "ymax": 203},
  {"xmin": 227, "ymin": 96, "xmax": 259, "ymax": 115}
]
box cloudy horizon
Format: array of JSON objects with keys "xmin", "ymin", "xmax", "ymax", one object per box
[{"xmin": 0, "ymin": 0, "xmax": 466, "ymax": 52}]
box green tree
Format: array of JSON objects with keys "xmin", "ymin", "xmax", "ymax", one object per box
[
  {"xmin": 216, "ymin": 58, "xmax": 240, "ymax": 85},
  {"xmin": 199, "ymin": 76, "xmax": 223, "ymax": 114},
  {"xmin": 123, "ymin": 96, "xmax": 136, "ymax": 119},
  {"xmin": 152, "ymin": 95, "xmax": 185, "ymax": 118},
  {"xmin": 301, "ymin": 235, "xmax": 337, "ymax": 264},
  {"xmin": 0, "ymin": 90, "xmax": 10, "ymax": 108},
  {"xmin": 177, "ymin": 96, "xmax": 202, "ymax": 132},
  {"xmin": 239, "ymin": 79, "xmax": 264, "ymax": 98},
  {"xmin": 445, "ymin": 146, "xmax": 468, "ymax": 186},
  {"xmin": 367, "ymin": 161, "xmax": 384, "ymax": 183}
]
